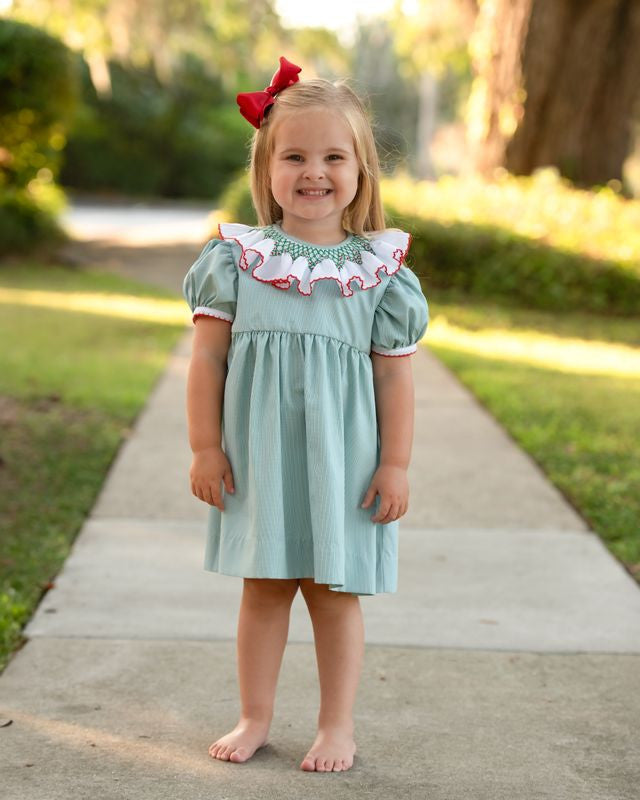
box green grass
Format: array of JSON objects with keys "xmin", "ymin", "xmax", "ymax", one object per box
[
  {"xmin": 0, "ymin": 260, "xmax": 187, "ymax": 673},
  {"xmin": 421, "ymin": 285, "xmax": 640, "ymax": 579}
]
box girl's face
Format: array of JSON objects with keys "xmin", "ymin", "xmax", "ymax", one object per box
[{"xmin": 269, "ymin": 107, "xmax": 360, "ymax": 237}]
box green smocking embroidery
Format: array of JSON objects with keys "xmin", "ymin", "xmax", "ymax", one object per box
[{"xmin": 262, "ymin": 224, "xmax": 375, "ymax": 270}]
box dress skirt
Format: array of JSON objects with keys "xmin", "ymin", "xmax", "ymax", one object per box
[{"xmin": 203, "ymin": 329, "xmax": 399, "ymax": 596}]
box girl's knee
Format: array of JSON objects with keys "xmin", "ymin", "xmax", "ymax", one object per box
[
  {"xmin": 299, "ymin": 578, "xmax": 359, "ymax": 610},
  {"xmin": 243, "ymin": 577, "xmax": 299, "ymax": 604}
]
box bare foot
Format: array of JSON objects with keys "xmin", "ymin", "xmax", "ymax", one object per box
[
  {"xmin": 300, "ymin": 726, "xmax": 357, "ymax": 772},
  {"xmin": 208, "ymin": 718, "xmax": 270, "ymax": 763}
]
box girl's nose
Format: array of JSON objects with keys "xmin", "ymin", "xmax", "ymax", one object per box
[{"xmin": 302, "ymin": 160, "xmax": 326, "ymax": 180}]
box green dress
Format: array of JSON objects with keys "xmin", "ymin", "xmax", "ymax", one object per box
[{"xmin": 182, "ymin": 220, "xmax": 429, "ymax": 595}]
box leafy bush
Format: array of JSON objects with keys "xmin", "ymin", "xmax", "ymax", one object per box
[
  {"xmin": 383, "ymin": 169, "xmax": 640, "ymax": 267},
  {"xmin": 0, "ymin": 18, "xmax": 79, "ymax": 253},
  {"xmin": 390, "ymin": 210, "xmax": 640, "ymax": 315},
  {"xmin": 0, "ymin": 188, "xmax": 66, "ymax": 253},
  {"xmin": 218, "ymin": 170, "xmax": 257, "ymax": 224},
  {"xmin": 383, "ymin": 170, "xmax": 640, "ymax": 316},
  {"xmin": 60, "ymin": 54, "xmax": 249, "ymax": 200}
]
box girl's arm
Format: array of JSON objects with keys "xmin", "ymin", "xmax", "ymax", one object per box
[
  {"xmin": 371, "ymin": 353, "xmax": 415, "ymax": 469},
  {"xmin": 360, "ymin": 353, "xmax": 415, "ymax": 524},
  {"xmin": 186, "ymin": 317, "xmax": 231, "ymax": 449},
  {"xmin": 186, "ymin": 318, "xmax": 234, "ymax": 508}
]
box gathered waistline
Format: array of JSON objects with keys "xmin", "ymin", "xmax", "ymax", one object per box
[{"xmin": 231, "ymin": 328, "xmax": 370, "ymax": 356}]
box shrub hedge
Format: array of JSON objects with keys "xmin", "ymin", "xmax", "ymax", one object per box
[
  {"xmin": 0, "ymin": 18, "xmax": 78, "ymax": 254},
  {"xmin": 389, "ymin": 209, "xmax": 640, "ymax": 316},
  {"xmin": 60, "ymin": 55, "xmax": 249, "ymax": 200}
]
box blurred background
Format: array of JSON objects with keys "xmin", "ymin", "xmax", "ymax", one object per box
[{"xmin": 0, "ymin": 0, "xmax": 639, "ymax": 670}]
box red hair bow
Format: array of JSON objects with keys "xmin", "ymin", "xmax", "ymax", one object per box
[{"xmin": 236, "ymin": 56, "xmax": 302, "ymax": 129}]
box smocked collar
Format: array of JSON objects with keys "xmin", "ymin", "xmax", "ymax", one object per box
[{"xmin": 218, "ymin": 221, "xmax": 411, "ymax": 297}]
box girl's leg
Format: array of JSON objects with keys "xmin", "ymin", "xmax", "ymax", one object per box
[
  {"xmin": 209, "ymin": 577, "xmax": 299, "ymax": 762},
  {"xmin": 298, "ymin": 578, "xmax": 364, "ymax": 772}
]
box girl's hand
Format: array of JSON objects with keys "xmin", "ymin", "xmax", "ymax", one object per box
[
  {"xmin": 360, "ymin": 464, "xmax": 409, "ymax": 524},
  {"xmin": 189, "ymin": 446, "xmax": 235, "ymax": 510}
]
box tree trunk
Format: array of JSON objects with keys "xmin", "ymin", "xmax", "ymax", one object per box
[{"xmin": 468, "ymin": 0, "xmax": 640, "ymax": 187}]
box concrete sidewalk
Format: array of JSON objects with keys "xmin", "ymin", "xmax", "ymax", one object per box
[{"xmin": 1, "ymin": 238, "xmax": 639, "ymax": 799}]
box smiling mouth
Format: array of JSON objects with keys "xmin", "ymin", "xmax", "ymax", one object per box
[{"xmin": 297, "ymin": 189, "xmax": 332, "ymax": 196}]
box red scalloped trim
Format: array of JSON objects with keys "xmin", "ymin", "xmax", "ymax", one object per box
[{"xmin": 217, "ymin": 223, "xmax": 412, "ymax": 298}]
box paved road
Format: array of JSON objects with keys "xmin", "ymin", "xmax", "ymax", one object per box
[
  {"xmin": 1, "ymin": 202, "xmax": 639, "ymax": 799},
  {"xmin": 60, "ymin": 195, "xmax": 214, "ymax": 245}
]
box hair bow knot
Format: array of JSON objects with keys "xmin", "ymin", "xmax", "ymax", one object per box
[{"xmin": 236, "ymin": 56, "xmax": 302, "ymax": 129}]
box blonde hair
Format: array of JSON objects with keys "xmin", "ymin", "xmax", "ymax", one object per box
[{"xmin": 247, "ymin": 78, "xmax": 387, "ymax": 236}]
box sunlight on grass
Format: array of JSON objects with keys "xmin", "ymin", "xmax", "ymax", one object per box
[
  {"xmin": 0, "ymin": 287, "xmax": 189, "ymax": 325},
  {"xmin": 423, "ymin": 315, "xmax": 640, "ymax": 377}
]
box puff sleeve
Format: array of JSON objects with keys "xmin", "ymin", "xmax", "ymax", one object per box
[
  {"xmin": 182, "ymin": 239, "xmax": 238, "ymax": 324},
  {"xmin": 370, "ymin": 265, "xmax": 429, "ymax": 357}
]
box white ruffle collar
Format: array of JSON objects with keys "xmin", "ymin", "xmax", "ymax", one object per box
[{"xmin": 218, "ymin": 221, "xmax": 411, "ymax": 297}]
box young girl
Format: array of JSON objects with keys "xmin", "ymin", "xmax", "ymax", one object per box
[{"xmin": 182, "ymin": 56, "xmax": 429, "ymax": 773}]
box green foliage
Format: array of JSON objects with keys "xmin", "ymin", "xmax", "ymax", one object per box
[
  {"xmin": 0, "ymin": 18, "xmax": 79, "ymax": 189},
  {"xmin": 384, "ymin": 169, "xmax": 640, "ymax": 264},
  {"xmin": 219, "ymin": 170, "xmax": 257, "ymax": 224},
  {"xmin": 0, "ymin": 18, "xmax": 79, "ymax": 253},
  {"xmin": 392, "ymin": 211, "xmax": 640, "ymax": 316},
  {"xmin": 0, "ymin": 188, "xmax": 67, "ymax": 253},
  {"xmin": 383, "ymin": 170, "xmax": 640, "ymax": 316},
  {"xmin": 60, "ymin": 54, "xmax": 249, "ymax": 199}
]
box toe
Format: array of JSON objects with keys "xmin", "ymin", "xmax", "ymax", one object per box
[
  {"xmin": 332, "ymin": 761, "xmax": 343, "ymax": 771},
  {"xmin": 326, "ymin": 758, "xmax": 335, "ymax": 771},
  {"xmin": 300, "ymin": 753, "xmax": 317, "ymax": 771},
  {"xmin": 230, "ymin": 747, "xmax": 249, "ymax": 763},
  {"xmin": 316, "ymin": 758, "xmax": 328, "ymax": 771}
]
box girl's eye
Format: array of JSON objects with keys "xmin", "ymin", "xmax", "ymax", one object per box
[{"xmin": 285, "ymin": 154, "xmax": 344, "ymax": 161}]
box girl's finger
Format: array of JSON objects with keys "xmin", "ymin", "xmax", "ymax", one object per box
[
  {"xmin": 224, "ymin": 472, "xmax": 235, "ymax": 493},
  {"xmin": 372, "ymin": 500, "xmax": 390, "ymax": 522},
  {"xmin": 208, "ymin": 482, "xmax": 224, "ymax": 510},
  {"xmin": 200, "ymin": 482, "xmax": 214, "ymax": 506},
  {"xmin": 376, "ymin": 497, "xmax": 397, "ymax": 523},
  {"xmin": 361, "ymin": 487, "xmax": 375, "ymax": 508},
  {"xmin": 379, "ymin": 502, "xmax": 400, "ymax": 524}
]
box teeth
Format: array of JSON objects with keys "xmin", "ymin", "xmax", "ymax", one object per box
[{"xmin": 299, "ymin": 189, "xmax": 330, "ymax": 195}]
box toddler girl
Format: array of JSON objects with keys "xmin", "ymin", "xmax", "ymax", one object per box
[{"xmin": 183, "ymin": 56, "xmax": 429, "ymax": 772}]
